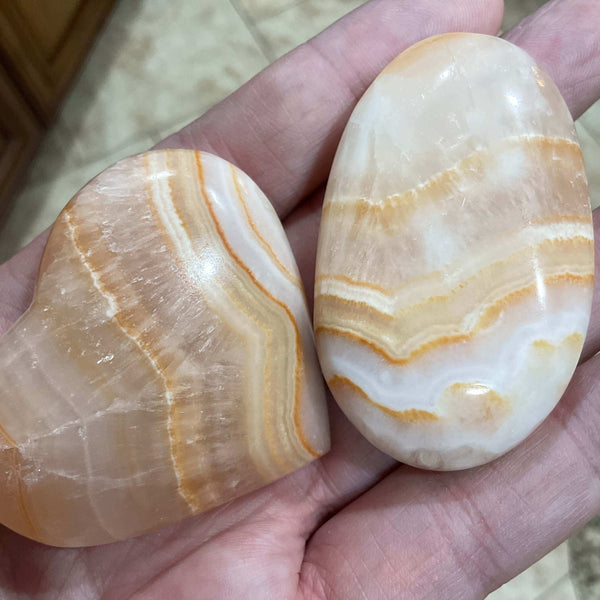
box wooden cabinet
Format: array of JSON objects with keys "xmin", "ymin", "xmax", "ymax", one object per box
[{"xmin": 0, "ymin": 0, "xmax": 115, "ymax": 222}]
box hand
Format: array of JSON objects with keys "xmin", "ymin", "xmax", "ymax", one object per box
[{"xmin": 1, "ymin": 1, "xmax": 599, "ymax": 598}]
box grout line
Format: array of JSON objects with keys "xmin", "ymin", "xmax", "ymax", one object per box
[
  {"xmin": 254, "ymin": 0, "xmax": 306, "ymax": 22},
  {"xmin": 228, "ymin": 0, "xmax": 276, "ymax": 63}
]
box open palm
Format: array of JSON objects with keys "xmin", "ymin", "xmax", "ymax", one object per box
[{"xmin": 1, "ymin": 1, "xmax": 600, "ymax": 598}]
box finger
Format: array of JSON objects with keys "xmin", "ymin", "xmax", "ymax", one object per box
[
  {"xmin": 504, "ymin": 0, "xmax": 600, "ymax": 119},
  {"xmin": 299, "ymin": 357, "xmax": 600, "ymax": 599},
  {"xmin": 284, "ymin": 186, "xmax": 325, "ymax": 313},
  {"xmin": 0, "ymin": 231, "xmax": 49, "ymax": 336},
  {"xmin": 155, "ymin": 0, "xmax": 504, "ymax": 219}
]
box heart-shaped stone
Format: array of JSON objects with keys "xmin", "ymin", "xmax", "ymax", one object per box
[{"xmin": 0, "ymin": 150, "xmax": 329, "ymax": 546}]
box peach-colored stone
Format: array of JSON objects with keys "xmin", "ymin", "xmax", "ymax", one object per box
[
  {"xmin": 0, "ymin": 150, "xmax": 329, "ymax": 547},
  {"xmin": 314, "ymin": 33, "xmax": 593, "ymax": 470}
]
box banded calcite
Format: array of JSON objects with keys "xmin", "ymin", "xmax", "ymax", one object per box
[
  {"xmin": 0, "ymin": 150, "xmax": 330, "ymax": 547},
  {"xmin": 314, "ymin": 33, "xmax": 594, "ymax": 470}
]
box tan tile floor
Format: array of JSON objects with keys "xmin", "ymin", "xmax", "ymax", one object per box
[{"xmin": 0, "ymin": 1, "xmax": 598, "ymax": 597}]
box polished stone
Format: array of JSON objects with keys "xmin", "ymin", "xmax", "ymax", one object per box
[
  {"xmin": 314, "ymin": 33, "xmax": 594, "ymax": 470},
  {"xmin": 0, "ymin": 150, "xmax": 329, "ymax": 547}
]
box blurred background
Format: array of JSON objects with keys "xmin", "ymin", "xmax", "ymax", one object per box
[{"xmin": 0, "ymin": 1, "xmax": 597, "ymax": 597}]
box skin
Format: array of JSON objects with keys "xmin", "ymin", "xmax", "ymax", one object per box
[{"xmin": 0, "ymin": 0, "xmax": 599, "ymax": 598}]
